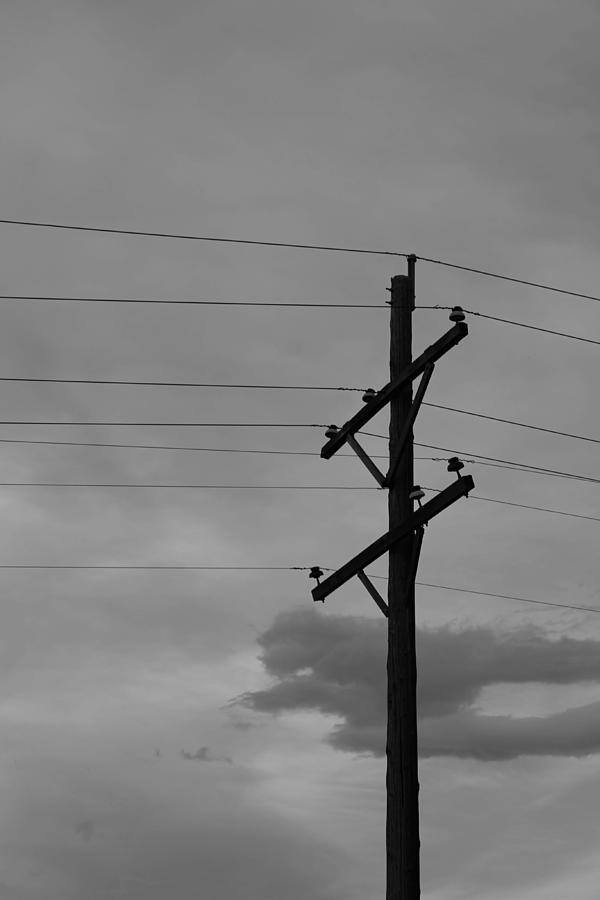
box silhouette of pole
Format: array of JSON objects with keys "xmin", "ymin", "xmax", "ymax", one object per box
[{"xmin": 386, "ymin": 260, "xmax": 420, "ymax": 899}]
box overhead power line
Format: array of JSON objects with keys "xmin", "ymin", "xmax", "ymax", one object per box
[
  {"xmin": 423, "ymin": 402, "xmax": 600, "ymax": 445},
  {"xmin": 419, "ymin": 306, "xmax": 600, "ymax": 347},
  {"xmin": 0, "ymin": 219, "xmax": 407, "ymax": 258},
  {"xmin": 0, "ymin": 295, "xmax": 387, "ymax": 309},
  {"xmin": 415, "ymin": 581, "xmax": 600, "ymax": 615},
  {"xmin": 416, "ymin": 443, "xmax": 600, "ymax": 485},
  {"xmin": 0, "ymin": 434, "xmax": 594, "ymax": 488},
  {"xmin": 0, "ymin": 405, "xmax": 596, "ymax": 445},
  {"xmin": 415, "ymin": 255, "xmax": 600, "ymax": 305},
  {"xmin": 0, "ymin": 434, "xmax": 596, "ymax": 486},
  {"xmin": 0, "ymin": 561, "xmax": 596, "ymax": 615},
  {"xmin": 0, "ymin": 482, "xmax": 381, "ymax": 489},
  {"xmin": 0, "ymin": 377, "xmax": 365, "ymax": 391},
  {"xmin": 2, "ymin": 218, "xmax": 600, "ymax": 304},
  {"xmin": 421, "ymin": 486, "xmax": 600, "ymax": 523},
  {"xmin": 0, "ymin": 480, "xmax": 595, "ymax": 523},
  {"xmin": 0, "ymin": 420, "xmax": 328, "ymax": 427}
]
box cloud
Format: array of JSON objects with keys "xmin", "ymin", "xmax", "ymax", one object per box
[
  {"xmin": 239, "ymin": 608, "xmax": 600, "ymax": 759},
  {"xmin": 6, "ymin": 732, "xmax": 349, "ymax": 900},
  {"xmin": 181, "ymin": 746, "xmax": 233, "ymax": 764}
]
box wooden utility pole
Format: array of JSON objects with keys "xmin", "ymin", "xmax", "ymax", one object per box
[
  {"xmin": 310, "ymin": 259, "xmax": 473, "ymax": 900},
  {"xmin": 387, "ymin": 264, "xmax": 419, "ymax": 899}
]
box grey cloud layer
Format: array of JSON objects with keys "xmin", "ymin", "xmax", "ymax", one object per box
[{"xmin": 240, "ymin": 608, "xmax": 600, "ymax": 759}]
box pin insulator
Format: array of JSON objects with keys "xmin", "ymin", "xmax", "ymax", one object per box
[
  {"xmin": 449, "ymin": 305, "xmax": 466, "ymax": 322},
  {"xmin": 362, "ymin": 388, "xmax": 378, "ymax": 403},
  {"xmin": 409, "ymin": 485, "xmax": 425, "ymax": 502},
  {"xmin": 447, "ymin": 456, "xmax": 464, "ymax": 474},
  {"xmin": 325, "ymin": 425, "xmax": 339, "ymax": 439}
]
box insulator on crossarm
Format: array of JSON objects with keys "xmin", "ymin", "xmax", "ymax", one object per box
[
  {"xmin": 447, "ymin": 456, "xmax": 465, "ymax": 479},
  {"xmin": 362, "ymin": 388, "xmax": 378, "ymax": 403},
  {"xmin": 409, "ymin": 485, "xmax": 425, "ymax": 507},
  {"xmin": 449, "ymin": 306, "xmax": 466, "ymax": 322},
  {"xmin": 325, "ymin": 424, "xmax": 339, "ymax": 439}
]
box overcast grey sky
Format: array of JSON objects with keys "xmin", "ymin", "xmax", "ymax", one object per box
[{"xmin": 0, "ymin": 1, "xmax": 599, "ymax": 897}]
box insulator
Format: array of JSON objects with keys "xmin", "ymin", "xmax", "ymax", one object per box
[
  {"xmin": 309, "ymin": 566, "xmax": 323, "ymax": 582},
  {"xmin": 449, "ymin": 305, "xmax": 466, "ymax": 322},
  {"xmin": 447, "ymin": 456, "xmax": 464, "ymax": 474},
  {"xmin": 362, "ymin": 388, "xmax": 378, "ymax": 403},
  {"xmin": 409, "ymin": 485, "xmax": 425, "ymax": 502},
  {"xmin": 325, "ymin": 424, "xmax": 339, "ymax": 439}
]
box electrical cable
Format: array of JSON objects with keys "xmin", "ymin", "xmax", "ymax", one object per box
[
  {"xmin": 0, "ymin": 420, "xmax": 329, "ymax": 427},
  {"xmin": 0, "ymin": 219, "xmax": 408, "ymax": 258},
  {"xmin": 2, "ymin": 218, "xmax": 599, "ymax": 305},
  {"xmin": 0, "ymin": 377, "xmax": 365, "ymax": 391},
  {"xmin": 0, "ymin": 434, "xmax": 596, "ymax": 487},
  {"xmin": 0, "ymin": 561, "xmax": 596, "ymax": 615},
  {"xmin": 0, "ymin": 483, "xmax": 382, "ymax": 489},
  {"xmin": 0, "ymin": 295, "xmax": 387, "ymax": 309},
  {"xmin": 415, "ymin": 442, "xmax": 600, "ymax": 484},
  {"xmin": 415, "ymin": 255, "xmax": 600, "ymax": 305},
  {"xmin": 418, "ymin": 306, "xmax": 600, "ymax": 346},
  {"xmin": 421, "ymin": 486, "xmax": 600, "ymax": 523},
  {"xmin": 415, "ymin": 582, "xmax": 600, "ymax": 615},
  {"xmin": 422, "ymin": 402, "xmax": 600, "ymax": 445},
  {"xmin": 0, "ymin": 480, "xmax": 595, "ymax": 524}
]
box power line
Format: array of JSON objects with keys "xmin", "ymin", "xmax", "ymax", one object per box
[
  {"xmin": 0, "ymin": 434, "xmax": 594, "ymax": 488},
  {"xmin": 0, "ymin": 561, "xmax": 596, "ymax": 615},
  {"xmin": 423, "ymin": 402, "xmax": 600, "ymax": 445},
  {"xmin": 0, "ymin": 420, "xmax": 329, "ymax": 427},
  {"xmin": 416, "ymin": 582, "xmax": 600, "ymax": 615},
  {"xmin": 0, "ymin": 433, "xmax": 596, "ymax": 487},
  {"xmin": 0, "ymin": 377, "xmax": 365, "ymax": 391},
  {"xmin": 419, "ymin": 306, "xmax": 600, "ymax": 347},
  {"xmin": 428, "ymin": 455, "xmax": 600, "ymax": 485},
  {"xmin": 415, "ymin": 255, "xmax": 600, "ymax": 305},
  {"xmin": 362, "ymin": 574, "xmax": 600, "ymax": 615},
  {"xmin": 0, "ymin": 407, "xmax": 595, "ymax": 445},
  {"xmin": 0, "ymin": 480, "xmax": 596, "ymax": 523},
  {"xmin": 421, "ymin": 486, "xmax": 600, "ymax": 523},
  {"xmin": 0, "ymin": 482, "xmax": 382, "ymax": 489},
  {"xmin": 415, "ymin": 441, "xmax": 597, "ymax": 481},
  {"xmin": 0, "ymin": 295, "xmax": 387, "ymax": 309},
  {"xmin": 2, "ymin": 218, "xmax": 599, "ymax": 306},
  {"xmin": 0, "ymin": 219, "xmax": 408, "ymax": 258},
  {"xmin": 416, "ymin": 444, "xmax": 600, "ymax": 485}
]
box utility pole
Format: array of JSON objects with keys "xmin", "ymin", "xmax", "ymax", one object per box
[
  {"xmin": 386, "ymin": 264, "xmax": 419, "ymax": 899},
  {"xmin": 310, "ymin": 260, "xmax": 473, "ymax": 900}
]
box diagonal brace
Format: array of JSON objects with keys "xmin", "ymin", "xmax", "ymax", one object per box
[
  {"xmin": 357, "ymin": 569, "xmax": 389, "ymax": 617},
  {"xmin": 406, "ymin": 527, "xmax": 424, "ymax": 596},
  {"xmin": 386, "ymin": 363, "xmax": 435, "ymax": 488},
  {"xmin": 347, "ymin": 433, "xmax": 387, "ymax": 487}
]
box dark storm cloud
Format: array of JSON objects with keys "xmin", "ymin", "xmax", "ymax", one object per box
[{"xmin": 240, "ymin": 608, "xmax": 600, "ymax": 759}]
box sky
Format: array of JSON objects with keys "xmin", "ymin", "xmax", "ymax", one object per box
[{"xmin": 0, "ymin": 0, "xmax": 599, "ymax": 897}]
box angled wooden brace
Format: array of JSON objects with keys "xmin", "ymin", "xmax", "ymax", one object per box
[
  {"xmin": 386, "ymin": 365, "xmax": 434, "ymax": 488},
  {"xmin": 355, "ymin": 528, "xmax": 424, "ymax": 618}
]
